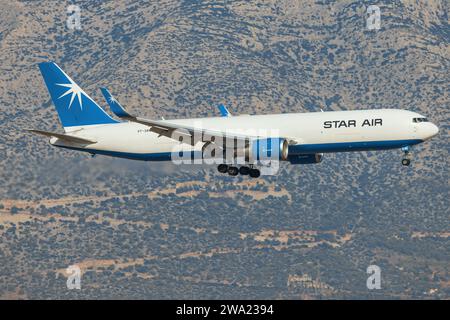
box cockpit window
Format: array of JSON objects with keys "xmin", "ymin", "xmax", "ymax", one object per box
[{"xmin": 413, "ymin": 117, "xmax": 428, "ymax": 123}]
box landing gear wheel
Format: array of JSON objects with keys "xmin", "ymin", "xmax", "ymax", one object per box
[
  {"xmin": 239, "ymin": 166, "xmax": 250, "ymax": 175},
  {"xmin": 217, "ymin": 164, "xmax": 228, "ymax": 173},
  {"xmin": 249, "ymin": 168, "xmax": 261, "ymax": 178},
  {"xmin": 401, "ymin": 146, "xmax": 412, "ymax": 166},
  {"xmin": 228, "ymin": 166, "xmax": 239, "ymax": 176}
]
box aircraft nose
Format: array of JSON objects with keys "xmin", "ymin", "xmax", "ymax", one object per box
[{"xmin": 430, "ymin": 123, "xmax": 439, "ymax": 137}]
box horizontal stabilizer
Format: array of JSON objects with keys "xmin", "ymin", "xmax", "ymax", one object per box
[{"xmin": 28, "ymin": 129, "xmax": 96, "ymax": 144}]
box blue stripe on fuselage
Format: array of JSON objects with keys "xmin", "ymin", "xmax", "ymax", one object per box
[
  {"xmin": 289, "ymin": 139, "xmax": 423, "ymax": 154},
  {"xmin": 56, "ymin": 139, "xmax": 423, "ymax": 161},
  {"xmin": 56, "ymin": 145, "xmax": 199, "ymax": 161}
]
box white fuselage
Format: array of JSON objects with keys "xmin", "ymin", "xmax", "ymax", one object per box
[{"xmin": 52, "ymin": 109, "xmax": 438, "ymax": 161}]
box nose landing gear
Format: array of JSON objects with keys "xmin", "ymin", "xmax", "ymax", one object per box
[{"xmin": 401, "ymin": 146, "xmax": 412, "ymax": 166}]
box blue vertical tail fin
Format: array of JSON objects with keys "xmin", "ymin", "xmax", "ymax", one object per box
[{"xmin": 38, "ymin": 62, "xmax": 118, "ymax": 130}]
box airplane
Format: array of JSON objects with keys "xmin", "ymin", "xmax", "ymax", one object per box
[{"xmin": 30, "ymin": 62, "xmax": 439, "ymax": 178}]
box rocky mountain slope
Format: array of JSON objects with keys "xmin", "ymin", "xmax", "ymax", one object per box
[{"xmin": 0, "ymin": 0, "xmax": 448, "ymax": 299}]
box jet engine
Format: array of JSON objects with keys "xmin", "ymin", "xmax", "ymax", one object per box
[{"xmin": 244, "ymin": 138, "xmax": 289, "ymax": 162}]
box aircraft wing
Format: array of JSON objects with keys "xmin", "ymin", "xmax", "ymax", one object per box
[
  {"xmin": 125, "ymin": 115, "xmax": 299, "ymax": 146},
  {"xmin": 101, "ymin": 96, "xmax": 298, "ymax": 146},
  {"xmin": 101, "ymin": 98, "xmax": 249, "ymax": 145},
  {"xmin": 100, "ymin": 87, "xmax": 190, "ymax": 139},
  {"xmin": 124, "ymin": 116, "xmax": 249, "ymax": 145}
]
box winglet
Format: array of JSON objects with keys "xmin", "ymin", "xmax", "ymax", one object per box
[
  {"xmin": 100, "ymin": 87, "xmax": 132, "ymax": 118},
  {"xmin": 218, "ymin": 104, "xmax": 232, "ymax": 117}
]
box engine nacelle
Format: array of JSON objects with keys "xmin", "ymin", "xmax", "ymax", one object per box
[
  {"xmin": 246, "ymin": 138, "xmax": 289, "ymax": 163},
  {"xmin": 288, "ymin": 153, "xmax": 323, "ymax": 164}
]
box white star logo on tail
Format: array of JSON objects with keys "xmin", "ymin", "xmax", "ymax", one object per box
[
  {"xmin": 108, "ymin": 95, "xmax": 117, "ymax": 104},
  {"xmin": 56, "ymin": 79, "xmax": 84, "ymax": 110}
]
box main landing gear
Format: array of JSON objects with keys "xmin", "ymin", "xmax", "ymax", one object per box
[
  {"xmin": 401, "ymin": 146, "xmax": 412, "ymax": 166},
  {"xmin": 217, "ymin": 164, "xmax": 261, "ymax": 178}
]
